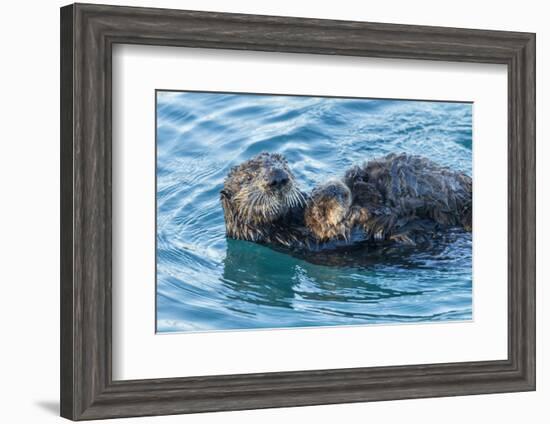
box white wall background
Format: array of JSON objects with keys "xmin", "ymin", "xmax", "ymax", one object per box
[{"xmin": 0, "ymin": 0, "xmax": 545, "ymax": 423}]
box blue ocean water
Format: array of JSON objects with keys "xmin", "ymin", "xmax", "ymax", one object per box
[{"xmin": 156, "ymin": 91, "xmax": 472, "ymax": 333}]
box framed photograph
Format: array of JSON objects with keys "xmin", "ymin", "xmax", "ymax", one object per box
[{"xmin": 60, "ymin": 3, "xmax": 536, "ymax": 420}]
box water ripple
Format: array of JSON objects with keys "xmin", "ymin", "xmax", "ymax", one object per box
[{"xmin": 156, "ymin": 91, "xmax": 473, "ymax": 332}]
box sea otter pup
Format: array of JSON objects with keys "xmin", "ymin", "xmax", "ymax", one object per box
[
  {"xmin": 303, "ymin": 180, "xmax": 353, "ymax": 242},
  {"xmin": 220, "ymin": 152, "xmax": 472, "ymax": 250}
]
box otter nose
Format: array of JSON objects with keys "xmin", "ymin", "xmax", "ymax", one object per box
[{"xmin": 267, "ymin": 169, "xmax": 289, "ymax": 188}]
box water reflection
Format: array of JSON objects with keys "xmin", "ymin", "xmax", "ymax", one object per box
[
  {"xmin": 221, "ymin": 239, "xmax": 298, "ymax": 308},
  {"xmin": 220, "ymin": 232, "xmax": 468, "ymax": 312}
]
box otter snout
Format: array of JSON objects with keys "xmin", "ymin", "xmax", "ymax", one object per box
[{"xmin": 265, "ymin": 168, "xmax": 290, "ymax": 189}]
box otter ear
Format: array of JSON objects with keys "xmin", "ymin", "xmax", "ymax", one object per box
[{"xmin": 220, "ymin": 189, "xmax": 231, "ymax": 200}]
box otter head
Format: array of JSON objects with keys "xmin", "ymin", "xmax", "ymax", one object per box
[
  {"xmin": 220, "ymin": 152, "xmax": 305, "ymax": 241},
  {"xmin": 304, "ymin": 180, "xmax": 352, "ymax": 242}
]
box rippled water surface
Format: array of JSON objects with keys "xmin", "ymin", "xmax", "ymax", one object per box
[{"xmin": 156, "ymin": 91, "xmax": 472, "ymax": 333}]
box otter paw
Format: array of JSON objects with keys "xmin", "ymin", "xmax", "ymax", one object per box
[{"xmin": 304, "ymin": 180, "xmax": 352, "ymax": 242}]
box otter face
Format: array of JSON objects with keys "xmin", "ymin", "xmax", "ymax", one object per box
[
  {"xmin": 304, "ymin": 180, "xmax": 352, "ymax": 242},
  {"xmin": 221, "ymin": 153, "xmax": 305, "ymax": 230}
]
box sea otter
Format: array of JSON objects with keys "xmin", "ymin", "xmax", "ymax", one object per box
[
  {"xmin": 220, "ymin": 152, "xmax": 472, "ymax": 251},
  {"xmin": 220, "ymin": 152, "xmax": 311, "ymax": 248}
]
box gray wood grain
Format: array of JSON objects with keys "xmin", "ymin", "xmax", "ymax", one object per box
[{"xmin": 60, "ymin": 3, "xmax": 536, "ymax": 421}]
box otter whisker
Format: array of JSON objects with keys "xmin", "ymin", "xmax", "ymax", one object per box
[
  {"xmin": 268, "ymin": 197, "xmax": 280, "ymax": 217},
  {"xmin": 286, "ymin": 189, "xmax": 297, "ymax": 209},
  {"xmin": 287, "ymin": 189, "xmax": 296, "ymax": 205},
  {"xmin": 293, "ymin": 189, "xmax": 306, "ymax": 207},
  {"xmin": 265, "ymin": 197, "xmax": 276, "ymax": 216},
  {"xmin": 289, "ymin": 189, "xmax": 301, "ymax": 208},
  {"xmin": 295, "ymin": 189, "xmax": 305, "ymax": 207},
  {"xmin": 287, "ymin": 193, "xmax": 297, "ymax": 208}
]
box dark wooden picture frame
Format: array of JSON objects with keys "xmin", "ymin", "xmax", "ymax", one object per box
[{"xmin": 60, "ymin": 3, "xmax": 536, "ymax": 420}]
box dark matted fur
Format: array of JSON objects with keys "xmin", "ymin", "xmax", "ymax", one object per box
[
  {"xmin": 342, "ymin": 153, "xmax": 472, "ymax": 244},
  {"xmin": 220, "ymin": 152, "xmax": 472, "ymax": 250}
]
